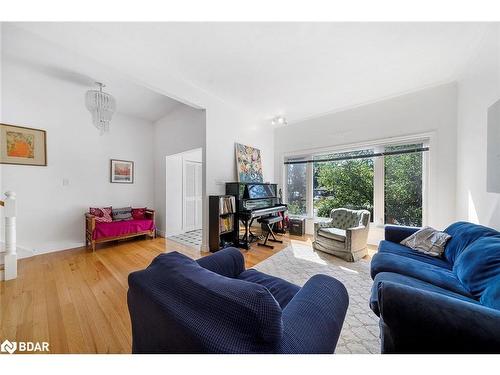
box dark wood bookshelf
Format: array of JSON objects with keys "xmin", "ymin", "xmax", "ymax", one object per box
[{"xmin": 209, "ymin": 195, "xmax": 237, "ymax": 252}]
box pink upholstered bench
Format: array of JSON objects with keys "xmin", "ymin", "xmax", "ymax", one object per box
[{"xmin": 85, "ymin": 209, "xmax": 156, "ymax": 251}]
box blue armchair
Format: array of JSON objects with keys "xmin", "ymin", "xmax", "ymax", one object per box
[
  {"xmin": 370, "ymin": 222, "xmax": 500, "ymax": 353},
  {"xmin": 127, "ymin": 247, "xmax": 349, "ymax": 354}
]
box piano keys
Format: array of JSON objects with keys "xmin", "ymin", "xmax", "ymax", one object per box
[{"xmin": 226, "ymin": 182, "xmax": 288, "ymax": 249}]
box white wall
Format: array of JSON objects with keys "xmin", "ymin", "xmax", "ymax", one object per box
[
  {"xmin": 456, "ymin": 25, "xmax": 500, "ymax": 228},
  {"xmin": 166, "ymin": 148, "xmax": 202, "ymax": 236},
  {"xmin": 153, "ymin": 106, "xmax": 205, "ymax": 236},
  {"xmin": 275, "ymin": 83, "xmax": 458, "ymax": 242},
  {"xmin": 1, "ymin": 58, "xmax": 155, "ymax": 254}
]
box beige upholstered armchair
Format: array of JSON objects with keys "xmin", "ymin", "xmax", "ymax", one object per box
[{"xmin": 313, "ymin": 208, "xmax": 371, "ymax": 262}]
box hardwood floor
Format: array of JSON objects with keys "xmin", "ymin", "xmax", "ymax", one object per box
[
  {"xmin": 0, "ymin": 232, "xmax": 376, "ymax": 354},
  {"xmin": 0, "ymin": 233, "xmax": 309, "ymax": 353}
]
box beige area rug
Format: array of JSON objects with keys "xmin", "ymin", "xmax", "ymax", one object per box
[{"xmin": 253, "ymin": 239, "xmax": 380, "ymax": 354}]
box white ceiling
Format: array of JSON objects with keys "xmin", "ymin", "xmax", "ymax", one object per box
[
  {"xmin": 1, "ymin": 24, "xmax": 183, "ymax": 123},
  {"xmin": 5, "ymin": 22, "xmax": 493, "ymax": 123}
]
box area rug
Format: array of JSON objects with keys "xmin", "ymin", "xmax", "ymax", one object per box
[
  {"xmin": 168, "ymin": 229, "xmax": 202, "ymax": 249},
  {"xmin": 253, "ymin": 240, "xmax": 380, "ymax": 354}
]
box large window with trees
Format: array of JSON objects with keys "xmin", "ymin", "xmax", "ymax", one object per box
[
  {"xmin": 384, "ymin": 144, "xmax": 423, "ymax": 226},
  {"xmin": 313, "ymin": 150, "xmax": 374, "ymax": 218},
  {"xmin": 284, "ymin": 139, "xmax": 428, "ymax": 227}
]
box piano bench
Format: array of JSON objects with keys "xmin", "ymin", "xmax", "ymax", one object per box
[{"xmin": 258, "ymin": 216, "xmax": 283, "ymax": 249}]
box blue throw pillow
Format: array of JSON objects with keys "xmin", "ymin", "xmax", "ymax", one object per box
[
  {"xmin": 454, "ymin": 236, "xmax": 500, "ymax": 301},
  {"xmin": 444, "ymin": 222, "xmax": 500, "ymax": 264}
]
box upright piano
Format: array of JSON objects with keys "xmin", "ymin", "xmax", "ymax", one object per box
[{"xmin": 226, "ymin": 182, "xmax": 287, "ymax": 249}]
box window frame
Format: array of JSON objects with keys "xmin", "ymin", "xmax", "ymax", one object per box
[{"xmin": 282, "ymin": 134, "xmax": 430, "ymax": 228}]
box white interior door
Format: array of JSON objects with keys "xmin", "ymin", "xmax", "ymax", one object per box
[{"xmin": 183, "ymin": 160, "xmax": 203, "ymax": 232}]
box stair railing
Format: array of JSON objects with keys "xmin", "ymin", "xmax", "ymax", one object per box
[{"xmin": 2, "ymin": 191, "xmax": 17, "ymax": 280}]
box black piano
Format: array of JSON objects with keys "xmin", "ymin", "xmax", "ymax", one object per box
[{"xmin": 226, "ymin": 182, "xmax": 287, "ymax": 249}]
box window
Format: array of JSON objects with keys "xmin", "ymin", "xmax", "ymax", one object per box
[
  {"xmin": 384, "ymin": 144, "xmax": 423, "ymax": 226},
  {"xmin": 285, "ymin": 161, "xmax": 308, "ymax": 216},
  {"xmin": 313, "ymin": 150, "xmax": 374, "ymax": 219},
  {"xmin": 284, "ymin": 140, "xmax": 428, "ymax": 227}
]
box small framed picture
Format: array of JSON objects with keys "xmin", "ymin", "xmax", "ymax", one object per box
[
  {"xmin": 0, "ymin": 123, "xmax": 47, "ymax": 166},
  {"xmin": 110, "ymin": 159, "xmax": 134, "ymax": 183}
]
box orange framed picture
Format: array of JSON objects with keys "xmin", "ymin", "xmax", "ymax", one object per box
[
  {"xmin": 110, "ymin": 159, "xmax": 134, "ymax": 183},
  {"xmin": 0, "ymin": 123, "xmax": 47, "ymax": 166}
]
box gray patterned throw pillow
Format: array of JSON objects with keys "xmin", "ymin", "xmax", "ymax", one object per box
[
  {"xmin": 400, "ymin": 226, "xmax": 451, "ymax": 257},
  {"xmin": 112, "ymin": 206, "xmax": 133, "ymax": 221}
]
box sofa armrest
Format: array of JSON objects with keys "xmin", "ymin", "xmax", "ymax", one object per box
[
  {"xmin": 196, "ymin": 247, "xmax": 245, "ymax": 278},
  {"xmin": 378, "ymin": 281, "xmax": 500, "ymax": 353},
  {"xmin": 145, "ymin": 209, "xmax": 155, "ymax": 221},
  {"xmin": 85, "ymin": 213, "xmax": 96, "ymax": 229},
  {"xmin": 384, "ymin": 225, "xmax": 420, "ymax": 243},
  {"xmin": 346, "ymin": 225, "xmax": 369, "ymax": 250},
  {"xmin": 278, "ymin": 274, "xmax": 348, "ymax": 354}
]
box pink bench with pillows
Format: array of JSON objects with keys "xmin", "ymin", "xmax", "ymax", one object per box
[{"xmin": 85, "ymin": 206, "xmax": 156, "ymax": 251}]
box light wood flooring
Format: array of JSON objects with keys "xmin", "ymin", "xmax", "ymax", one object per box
[{"xmin": 0, "ymin": 233, "xmax": 310, "ymax": 354}]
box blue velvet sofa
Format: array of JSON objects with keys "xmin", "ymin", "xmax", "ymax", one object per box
[
  {"xmin": 370, "ymin": 222, "xmax": 500, "ymax": 353},
  {"xmin": 127, "ymin": 247, "xmax": 349, "ymax": 353}
]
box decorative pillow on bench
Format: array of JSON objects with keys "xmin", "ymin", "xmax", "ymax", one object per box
[
  {"xmin": 89, "ymin": 207, "xmax": 113, "ymax": 223},
  {"xmin": 113, "ymin": 206, "xmax": 133, "ymax": 221},
  {"xmin": 400, "ymin": 226, "xmax": 451, "ymax": 257},
  {"xmin": 132, "ymin": 207, "xmax": 147, "ymax": 220}
]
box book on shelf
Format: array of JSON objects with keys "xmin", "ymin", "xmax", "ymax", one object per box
[
  {"xmin": 219, "ymin": 215, "xmax": 234, "ymax": 233},
  {"xmin": 219, "ymin": 196, "xmax": 235, "ymax": 215}
]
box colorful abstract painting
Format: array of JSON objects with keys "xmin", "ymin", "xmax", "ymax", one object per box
[
  {"xmin": 110, "ymin": 159, "xmax": 134, "ymax": 183},
  {"xmin": 235, "ymin": 143, "xmax": 263, "ymax": 182},
  {"xmin": 0, "ymin": 124, "xmax": 47, "ymax": 166},
  {"xmin": 6, "ymin": 131, "xmax": 35, "ymax": 158}
]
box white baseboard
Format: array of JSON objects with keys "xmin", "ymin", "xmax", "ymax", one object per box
[
  {"xmin": 0, "ymin": 240, "xmax": 87, "ymax": 263},
  {"xmin": 0, "ymin": 242, "xmax": 34, "ymax": 264}
]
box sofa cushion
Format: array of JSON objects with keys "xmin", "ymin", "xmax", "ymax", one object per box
[
  {"xmin": 370, "ymin": 272, "xmax": 478, "ymax": 316},
  {"xmin": 454, "ymin": 236, "xmax": 500, "ymax": 301},
  {"xmin": 238, "ymin": 269, "xmax": 300, "ymax": 309},
  {"xmin": 400, "ymin": 226, "xmax": 451, "ymax": 257},
  {"xmin": 113, "ymin": 206, "xmax": 133, "ymax": 221},
  {"xmin": 89, "ymin": 206, "xmax": 113, "ymax": 223},
  {"xmin": 132, "ymin": 207, "xmax": 147, "ymax": 220},
  {"xmin": 318, "ymin": 228, "xmax": 346, "ymax": 242},
  {"xmin": 370, "ymin": 252, "xmax": 473, "ymax": 297},
  {"xmin": 330, "ymin": 208, "xmax": 369, "ymax": 230},
  {"xmin": 129, "ymin": 251, "xmax": 283, "ymax": 352},
  {"xmin": 378, "ymin": 240, "xmax": 452, "ymax": 270},
  {"xmin": 93, "ymin": 219, "xmax": 155, "ymax": 240},
  {"xmin": 444, "ymin": 221, "xmax": 500, "ymax": 264}
]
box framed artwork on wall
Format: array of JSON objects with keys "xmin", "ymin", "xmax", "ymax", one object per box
[
  {"xmin": 0, "ymin": 123, "xmax": 47, "ymax": 166},
  {"xmin": 235, "ymin": 143, "xmax": 263, "ymax": 182},
  {"xmin": 110, "ymin": 159, "xmax": 134, "ymax": 183}
]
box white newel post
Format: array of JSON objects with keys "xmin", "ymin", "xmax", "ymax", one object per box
[{"xmin": 4, "ymin": 191, "xmax": 17, "ymax": 280}]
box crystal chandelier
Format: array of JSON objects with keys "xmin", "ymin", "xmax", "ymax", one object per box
[
  {"xmin": 271, "ymin": 115, "xmax": 287, "ymax": 126},
  {"xmin": 85, "ymin": 82, "xmax": 116, "ymax": 135}
]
